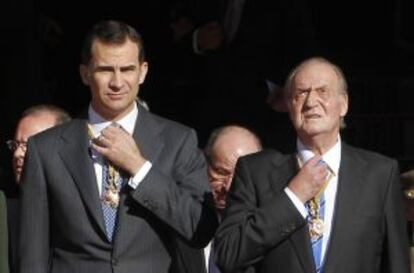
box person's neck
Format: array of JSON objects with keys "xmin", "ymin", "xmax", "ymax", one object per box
[
  {"xmin": 299, "ymin": 134, "xmax": 338, "ymax": 155},
  {"xmin": 92, "ymin": 104, "xmax": 134, "ymax": 122}
]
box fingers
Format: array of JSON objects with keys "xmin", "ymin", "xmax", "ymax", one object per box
[
  {"xmin": 288, "ymin": 156, "xmax": 330, "ymax": 203},
  {"xmin": 304, "ymin": 155, "xmax": 322, "ymax": 167},
  {"xmin": 91, "ymin": 126, "xmax": 146, "ymax": 176},
  {"xmin": 92, "ymin": 135, "xmax": 109, "ymax": 148}
]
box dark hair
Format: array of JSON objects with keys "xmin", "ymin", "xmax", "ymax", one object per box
[
  {"xmin": 81, "ymin": 20, "xmax": 146, "ymax": 65},
  {"xmin": 20, "ymin": 104, "xmax": 71, "ymax": 125}
]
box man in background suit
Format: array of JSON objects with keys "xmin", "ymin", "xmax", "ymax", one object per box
[
  {"xmin": 175, "ymin": 125, "xmax": 262, "ymax": 273},
  {"xmin": 8, "ymin": 104, "xmax": 71, "ymax": 185},
  {"xmin": 0, "ymin": 190, "xmax": 9, "ymax": 273},
  {"xmin": 6, "ymin": 104, "xmax": 70, "ymax": 273},
  {"xmin": 215, "ymin": 57, "xmax": 410, "ymax": 273},
  {"xmin": 166, "ymin": 0, "xmax": 315, "ymax": 147},
  {"xmin": 18, "ymin": 20, "xmax": 216, "ymax": 273}
]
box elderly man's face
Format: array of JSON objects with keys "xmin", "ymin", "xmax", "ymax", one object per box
[
  {"xmin": 287, "ymin": 62, "xmax": 348, "ymax": 142},
  {"xmin": 13, "ymin": 113, "xmax": 57, "ymax": 183}
]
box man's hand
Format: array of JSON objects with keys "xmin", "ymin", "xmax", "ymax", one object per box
[
  {"xmin": 92, "ymin": 126, "xmax": 146, "ymax": 176},
  {"xmin": 288, "ymin": 156, "xmax": 328, "ymax": 203}
]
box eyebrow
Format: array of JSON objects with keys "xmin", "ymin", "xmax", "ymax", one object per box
[
  {"xmin": 296, "ymin": 84, "xmax": 328, "ymax": 92},
  {"xmin": 94, "ymin": 64, "xmax": 137, "ymax": 72}
]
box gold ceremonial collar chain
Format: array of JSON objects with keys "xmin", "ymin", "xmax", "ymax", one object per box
[
  {"xmin": 87, "ymin": 123, "xmax": 123, "ymax": 208},
  {"xmin": 297, "ymin": 156, "xmax": 335, "ymax": 240}
]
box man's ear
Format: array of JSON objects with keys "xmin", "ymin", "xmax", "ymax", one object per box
[
  {"xmin": 79, "ymin": 64, "xmax": 90, "ymax": 86},
  {"xmin": 340, "ymin": 93, "xmax": 349, "ymax": 117},
  {"xmin": 138, "ymin": 62, "xmax": 149, "ymax": 84}
]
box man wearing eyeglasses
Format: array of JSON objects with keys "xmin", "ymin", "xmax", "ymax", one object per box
[
  {"xmin": 9, "ymin": 104, "xmax": 71, "ymax": 184},
  {"xmin": 6, "ymin": 104, "xmax": 70, "ymax": 272},
  {"xmin": 174, "ymin": 125, "xmax": 262, "ymax": 273}
]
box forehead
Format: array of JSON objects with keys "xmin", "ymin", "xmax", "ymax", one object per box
[
  {"xmin": 212, "ymin": 133, "xmax": 258, "ymax": 160},
  {"xmin": 90, "ymin": 38, "xmax": 140, "ymax": 64},
  {"xmin": 16, "ymin": 113, "xmax": 56, "ymax": 139},
  {"xmin": 293, "ymin": 62, "xmax": 339, "ymax": 89}
]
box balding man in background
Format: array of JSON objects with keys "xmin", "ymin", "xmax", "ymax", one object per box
[
  {"xmin": 6, "ymin": 104, "xmax": 70, "ymax": 273},
  {"xmin": 204, "ymin": 125, "xmax": 262, "ymax": 215},
  {"xmin": 8, "ymin": 104, "xmax": 71, "ymax": 184},
  {"xmin": 175, "ymin": 125, "xmax": 262, "ymax": 273}
]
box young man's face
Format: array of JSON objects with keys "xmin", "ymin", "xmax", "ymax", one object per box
[{"xmin": 80, "ymin": 38, "xmax": 148, "ymax": 121}]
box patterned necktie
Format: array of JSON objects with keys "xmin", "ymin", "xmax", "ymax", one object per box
[
  {"xmin": 101, "ymin": 160, "xmax": 124, "ymax": 242},
  {"xmin": 88, "ymin": 122, "xmax": 126, "ymax": 242}
]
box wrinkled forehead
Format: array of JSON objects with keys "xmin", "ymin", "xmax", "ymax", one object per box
[{"xmin": 293, "ymin": 62, "xmax": 340, "ymax": 90}]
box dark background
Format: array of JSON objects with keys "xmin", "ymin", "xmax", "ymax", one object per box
[{"xmin": 1, "ymin": 0, "xmax": 414, "ymax": 188}]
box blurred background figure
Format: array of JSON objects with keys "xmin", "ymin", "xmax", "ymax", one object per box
[
  {"xmin": 401, "ymin": 169, "xmax": 414, "ymax": 272},
  {"xmin": 204, "ymin": 125, "xmax": 262, "ymax": 214},
  {"xmin": 8, "ymin": 104, "xmax": 71, "ymax": 185},
  {"xmin": 175, "ymin": 125, "xmax": 262, "ymax": 273},
  {"xmin": 167, "ymin": 0, "xmax": 316, "ymax": 146},
  {"xmin": 6, "ymin": 104, "xmax": 70, "ymax": 273}
]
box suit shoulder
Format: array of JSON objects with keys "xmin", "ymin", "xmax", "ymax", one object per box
[
  {"xmin": 145, "ymin": 111, "xmax": 195, "ymax": 135},
  {"xmin": 344, "ymin": 144, "xmax": 397, "ymax": 166},
  {"xmin": 239, "ymin": 149, "xmax": 287, "ymax": 167},
  {"xmin": 30, "ymin": 120, "xmax": 72, "ymax": 143}
]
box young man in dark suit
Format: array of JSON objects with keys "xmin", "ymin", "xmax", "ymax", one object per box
[
  {"xmin": 215, "ymin": 57, "xmax": 410, "ymax": 273},
  {"xmin": 18, "ymin": 20, "xmax": 216, "ymax": 273}
]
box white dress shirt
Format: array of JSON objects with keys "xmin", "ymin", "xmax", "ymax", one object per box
[
  {"xmin": 88, "ymin": 103, "xmax": 152, "ymax": 195},
  {"xmin": 285, "ymin": 137, "xmax": 342, "ymax": 262}
]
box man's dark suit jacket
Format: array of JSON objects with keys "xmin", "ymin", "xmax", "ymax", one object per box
[
  {"xmin": 215, "ymin": 144, "xmax": 410, "ymax": 273},
  {"xmin": 174, "ymin": 238, "xmax": 255, "ymax": 273},
  {"xmin": 174, "ymin": 239, "xmax": 207, "ymax": 273},
  {"xmin": 0, "ymin": 191, "xmax": 9, "ymax": 273},
  {"xmin": 18, "ymin": 105, "xmax": 217, "ymax": 273},
  {"xmin": 6, "ymin": 197, "xmax": 18, "ymax": 273}
]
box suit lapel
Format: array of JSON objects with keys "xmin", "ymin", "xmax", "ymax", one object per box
[
  {"xmin": 58, "ymin": 119, "xmax": 107, "ymax": 236},
  {"xmin": 132, "ymin": 104, "xmax": 164, "ymax": 163},
  {"xmin": 323, "ymin": 144, "xmax": 366, "ymax": 270},
  {"xmin": 269, "ymin": 154, "xmax": 315, "ymax": 273}
]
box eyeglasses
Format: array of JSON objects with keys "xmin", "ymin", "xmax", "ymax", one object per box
[{"xmin": 6, "ymin": 140, "xmax": 27, "ymax": 152}]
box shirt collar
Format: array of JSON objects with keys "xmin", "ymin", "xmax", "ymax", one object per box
[
  {"xmin": 88, "ymin": 103, "xmax": 138, "ymax": 137},
  {"xmin": 296, "ymin": 136, "xmax": 341, "ymax": 176}
]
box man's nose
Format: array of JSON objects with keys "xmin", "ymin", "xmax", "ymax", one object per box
[
  {"xmin": 109, "ymin": 71, "xmax": 123, "ymax": 89},
  {"xmin": 13, "ymin": 146, "xmax": 26, "ymax": 160},
  {"xmin": 304, "ymin": 89, "xmax": 318, "ymax": 107}
]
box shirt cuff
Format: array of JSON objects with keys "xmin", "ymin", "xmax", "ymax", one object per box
[
  {"xmin": 284, "ymin": 187, "xmax": 308, "ymax": 219},
  {"xmin": 128, "ymin": 161, "xmax": 152, "ymax": 189}
]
